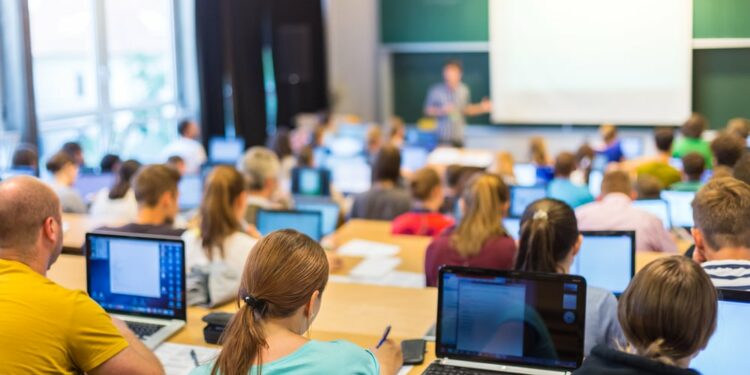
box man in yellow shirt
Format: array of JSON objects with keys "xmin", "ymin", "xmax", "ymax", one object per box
[{"xmin": 0, "ymin": 176, "xmax": 164, "ymax": 374}]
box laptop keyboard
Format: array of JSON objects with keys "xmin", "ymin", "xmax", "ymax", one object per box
[
  {"xmin": 125, "ymin": 321, "xmax": 165, "ymax": 339},
  {"xmin": 423, "ymin": 363, "xmax": 516, "ymax": 375}
]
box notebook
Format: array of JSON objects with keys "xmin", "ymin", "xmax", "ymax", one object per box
[{"xmin": 571, "ymin": 231, "xmax": 635, "ymax": 296}]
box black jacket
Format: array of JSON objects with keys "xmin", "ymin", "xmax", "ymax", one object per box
[{"xmin": 574, "ymin": 345, "xmax": 701, "ymax": 375}]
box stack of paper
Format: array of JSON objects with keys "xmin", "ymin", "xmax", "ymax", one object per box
[
  {"xmin": 337, "ymin": 239, "xmax": 400, "ymax": 258},
  {"xmin": 335, "ymin": 239, "xmax": 425, "ymax": 288},
  {"xmin": 155, "ymin": 342, "xmax": 219, "ymax": 375}
]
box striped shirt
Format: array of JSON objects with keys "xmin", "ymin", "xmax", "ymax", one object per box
[{"xmin": 701, "ymin": 260, "xmax": 750, "ymax": 290}]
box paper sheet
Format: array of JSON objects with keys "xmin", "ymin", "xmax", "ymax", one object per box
[
  {"xmin": 338, "ymin": 239, "xmax": 400, "ymax": 258},
  {"xmin": 350, "ymin": 257, "xmax": 401, "ymax": 279},
  {"xmin": 398, "ymin": 365, "xmax": 415, "ymax": 375},
  {"xmin": 154, "ymin": 342, "xmax": 219, "ymax": 375},
  {"xmin": 330, "ymin": 271, "xmax": 425, "ymax": 289}
]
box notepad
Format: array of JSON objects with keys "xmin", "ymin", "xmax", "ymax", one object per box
[
  {"xmin": 337, "ymin": 239, "xmax": 400, "ymax": 258},
  {"xmin": 350, "ymin": 257, "xmax": 402, "ymax": 279},
  {"xmin": 155, "ymin": 343, "xmax": 219, "ymax": 375}
]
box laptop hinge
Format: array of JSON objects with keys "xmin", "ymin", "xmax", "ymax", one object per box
[{"xmin": 439, "ymin": 358, "xmax": 570, "ymax": 375}]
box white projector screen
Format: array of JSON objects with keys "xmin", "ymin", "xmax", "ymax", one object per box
[{"xmin": 489, "ymin": 0, "xmax": 693, "ymax": 125}]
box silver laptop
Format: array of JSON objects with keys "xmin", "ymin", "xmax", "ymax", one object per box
[
  {"xmin": 572, "ymin": 231, "xmax": 635, "ymax": 296},
  {"xmin": 86, "ymin": 232, "xmax": 186, "ymax": 349},
  {"xmin": 424, "ymin": 267, "xmax": 586, "ymax": 374}
]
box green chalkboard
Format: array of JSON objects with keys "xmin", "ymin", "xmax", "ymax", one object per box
[
  {"xmin": 392, "ymin": 53, "xmax": 490, "ymax": 124},
  {"xmin": 380, "ymin": 0, "xmax": 488, "ymax": 43},
  {"xmin": 694, "ymin": 0, "xmax": 750, "ymax": 38},
  {"xmin": 693, "ymin": 49, "xmax": 750, "ymax": 129}
]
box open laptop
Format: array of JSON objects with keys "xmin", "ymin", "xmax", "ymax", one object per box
[
  {"xmin": 426, "ymin": 266, "xmax": 586, "ymax": 374},
  {"xmin": 632, "ymin": 199, "xmax": 671, "ymax": 229},
  {"xmin": 86, "ymin": 232, "xmax": 186, "ymax": 349},
  {"xmin": 178, "ymin": 174, "xmax": 203, "ymax": 211},
  {"xmin": 326, "ymin": 155, "xmax": 372, "ymax": 195},
  {"xmin": 256, "ymin": 209, "xmax": 323, "ymax": 241},
  {"xmin": 571, "ymin": 231, "xmax": 635, "ymax": 296},
  {"xmin": 295, "ymin": 198, "xmax": 340, "ymax": 235},
  {"xmin": 209, "ymin": 137, "xmax": 245, "ymax": 165},
  {"xmin": 692, "ymin": 289, "xmax": 750, "ymax": 373},
  {"xmin": 503, "ymin": 217, "xmax": 521, "ymax": 240},
  {"xmin": 75, "ymin": 173, "xmax": 115, "ymax": 202},
  {"xmin": 509, "ymin": 186, "xmax": 548, "ymax": 218},
  {"xmin": 291, "ymin": 167, "xmax": 331, "ymax": 197},
  {"xmin": 660, "ymin": 190, "xmax": 695, "ymax": 229},
  {"xmin": 401, "ymin": 146, "xmax": 430, "ymax": 172}
]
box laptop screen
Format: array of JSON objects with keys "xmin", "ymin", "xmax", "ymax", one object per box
[
  {"xmin": 86, "ymin": 233, "xmax": 186, "ymax": 320},
  {"xmin": 692, "ymin": 290, "xmax": 750, "ymax": 373},
  {"xmin": 295, "ymin": 200, "xmax": 340, "ymax": 235},
  {"xmin": 75, "ymin": 173, "xmax": 115, "ymax": 202},
  {"xmin": 291, "ymin": 168, "xmax": 331, "ymax": 197},
  {"xmin": 437, "ymin": 267, "xmax": 585, "ymax": 370},
  {"xmin": 632, "ymin": 199, "xmax": 671, "ymax": 229},
  {"xmin": 513, "ymin": 163, "xmax": 537, "ymax": 187},
  {"xmin": 209, "ymin": 137, "xmax": 245, "ymax": 165},
  {"xmin": 401, "ymin": 146, "xmax": 429, "ymax": 172},
  {"xmin": 621, "ymin": 137, "xmax": 644, "ymax": 159},
  {"xmin": 588, "ymin": 170, "xmax": 603, "ymax": 197},
  {"xmin": 509, "ymin": 186, "xmax": 547, "ymax": 218},
  {"xmin": 326, "ymin": 156, "xmax": 372, "ymax": 194},
  {"xmin": 503, "ymin": 217, "xmax": 521, "ymax": 240},
  {"xmin": 178, "ymin": 174, "xmax": 203, "ymax": 211},
  {"xmin": 571, "ymin": 231, "xmax": 635, "ymax": 296},
  {"xmin": 660, "ymin": 190, "xmax": 695, "ymax": 228},
  {"xmin": 256, "ymin": 209, "xmax": 322, "ymax": 241}
]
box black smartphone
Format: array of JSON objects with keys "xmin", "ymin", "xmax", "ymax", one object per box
[{"xmin": 402, "ymin": 339, "xmax": 426, "ymax": 365}]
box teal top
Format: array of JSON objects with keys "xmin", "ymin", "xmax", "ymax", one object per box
[
  {"xmin": 190, "ymin": 340, "xmax": 380, "ymax": 375},
  {"xmin": 548, "ymin": 178, "xmax": 595, "ymax": 208}
]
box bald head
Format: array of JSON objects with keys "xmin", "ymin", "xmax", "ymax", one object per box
[{"xmin": 0, "ymin": 176, "xmax": 61, "ymax": 251}]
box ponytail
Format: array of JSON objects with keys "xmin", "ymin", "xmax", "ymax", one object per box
[
  {"xmin": 515, "ymin": 199, "xmax": 578, "ymax": 274},
  {"xmin": 452, "ymin": 173, "xmax": 508, "ymax": 257},
  {"xmin": 109, "ymin": 160, "xmax": 141, "ymax": 200},
  {"xmin": 200, "ymin": 166, "xmax": 245, "ymax": 260},
  {"xmin": 212, "ymin": 304, "xmax": 267, "ymax": 375}
]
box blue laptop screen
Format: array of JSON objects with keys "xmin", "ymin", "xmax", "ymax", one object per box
[
  {"xmin": 692, "ymin": 296, "xmax": 750, "ymax": 373},
  {"xmin": 438, "ymin": 270, "xmax": 585, "ymax": 370},
  {"xmin": 87, "ymin": 234, "xmax": 185, "ymax": 319},
  {"xmin": 510, "ymin": 186, "xmax": 547, "ymax": 218},
  {"xmin": 660, "ymin": 190, "xmax": 695, "ymax": 228},
  {"xmin": 256, "ymin": 210, "xmax": 322, "ymax": 241},
  {"xmin": 503, "ymin": 218, "xmax": 521, "ymax": 240},
  {"xmin": 292, "ymin": 168, "xmax": 330, "ymax": 197},
  {"xmin": 296, "ymin": 202, "xmax": 339, "ymax": 235},
  {"xmin": 178, "ymin": 175, "xmax": 203, "ymax": 210},
  {"xmin": 632, "ymin": 199, "xmax": 671, "ymax": 229},
  {"xmin": 571, "ymin": 232, "xmax": 634, "ymax": 295},
  {"xmin": 209, "ymin": 137, "xmax": 245, "ymax": 164},
  {"xmin": 75, "ymin": 173, "xmax": 115, "ymax": 202}
]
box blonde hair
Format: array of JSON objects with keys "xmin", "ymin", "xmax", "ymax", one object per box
[
  {"xmin": 239, "ymin": 147, "xmax": 280, "ymax": 191},
  {"xmin": 600, "ymin": 123, "xmax": 618, "ymax": 143},
  {"xmin": 199, "ymin": 166, "xmax": 245, "ymax": 260},
  {"xmin": 452, "ymin": 173, "xmax": 508, "ymax": 257},
  {"xmin": 618, "ymin": 256, "xmax": 717, "ymax": 366},
  {"xmin": 529, "ymin": 137, "xmax": 550, "ymax": 165},
  {"xmin": 490, "ymin": 152, "xmax": 515, "ymax": 179}
]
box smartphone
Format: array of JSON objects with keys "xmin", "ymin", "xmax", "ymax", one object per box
[{"xmin": 401, "ymin": 339, "xmax": 426, "ymax": 365}]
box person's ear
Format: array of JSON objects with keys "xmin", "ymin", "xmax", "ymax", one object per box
[
  {"xmin": 692, "ymin": 228, "xmax": 708, "ymax": 263},
  {"xmin": 41, "ymin": 217, "xmax": 58, "ymax": 244},
  {"xmin": 305, "ymin": 290, "xmax": 321, "ymax": 319},
  {"xmin": 571, "ymin": 234, "xmax": 583, "ymax": 257}
]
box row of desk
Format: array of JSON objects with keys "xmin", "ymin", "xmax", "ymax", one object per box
[{"xmin": 52, "ymin": 216, "xmax": 678, "ymax": 374}]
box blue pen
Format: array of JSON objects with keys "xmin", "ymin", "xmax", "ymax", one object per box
[{"xmin": 376, "ymin": 325, "xmax": 392, "ymax": 349}]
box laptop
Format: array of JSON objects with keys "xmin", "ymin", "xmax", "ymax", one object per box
[
  {"xmin": 620, "ymin": 137, "xmax": 644, "ymax": 159},
  {"xmin": 401, "ymin": 146, "xmax": 430, "ymax": 172},
  {"xmin": 209, "ymin": 137, "xmax": 245, "ymax": 165},
  {"xmin": 86, "ymin": 232, "xmax": 186, "ymax": 349},
  {"xmin": 503, "ymin": 217, "xmax": 521, "ymax": 240},
  {"xmin": 326, "ymin": 156, "xmax": 372, "ymax": 195},
  {"xmin": 256, "ymin": 209, "xmax": 323, "ymax": 241},
  {"xmin": 426, "ymin": 266, "xmax": 586, "ymax": 374},
  {"xmin": 178, "ymin": 174, "xmax": 203, "ymax": 211},
  {"xmin": 75, "ymin": 173, "xmax": 115, "ymax": 202},
  {"xmin": 660, "ymin": 190, "xmax": 695, "ymax": 229},
  {"xmin": 509, "ymin": 186, "xmax": 547, "ymax": 218},
  {"xmin": 571, "ymin": 231, "xmax": 635, "ymax": 296},
  {"xmin": 588, "ymin": 170, "xmax": 603, "ymax": 198},
  {"xmin": 513, "ymin": 163, "xmax": 537, "ymax": 187},
  {"xmin": 291, "ymin": 167, "xmax": 331, "ymax": 197},
  {"xmin": 632, "ymin": 199, "xmax": 671, "ymax": 229},
  {"xmin": 295, "ymin": 198, "xmax": 340, "ymax": 235},
  {"xmin": 692, "ymin": 289, "xmax": 750, "ymax": 373}
]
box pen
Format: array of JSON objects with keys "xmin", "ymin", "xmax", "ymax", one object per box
[
  {"xmin": 376, "ymin": 325, "xmax": 392, "ymax": 349},
  {"xmin": 190, "ymin": 349, "xmax": 200, "ymax": 367}
]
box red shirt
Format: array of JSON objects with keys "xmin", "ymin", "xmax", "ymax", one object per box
[
  {"xmin": 424, "ymin": 228, "xmax": 517, "ymax": 287},
  {"xmin": 391, "ymin": 211, "xmax": 454, "ymax": 237}
]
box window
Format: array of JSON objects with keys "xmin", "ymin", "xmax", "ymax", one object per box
[{"xmin": 29, "ymin": 0, "xmax": 181, "ymax": 166}]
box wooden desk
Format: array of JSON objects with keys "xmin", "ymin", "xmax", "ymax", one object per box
[{"xmin": 61, "ymin": 214, "xmax": 124, "ymax": 254}]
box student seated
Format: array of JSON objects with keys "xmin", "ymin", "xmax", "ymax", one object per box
[
  {"xmin": 424, "ymin": 173, "xmax": 517, "ymax": 287},
  {"xmin": 191, "ymin": 230, "xmax": 403, "ymax": 375},
  {"xmin": 726, "ymin": 117, "xmax": 750, "ymax": 140},
  {"xmin": 351, "ymin": 145, "xmax": 411, "ymax": 220},
  {"xmin": 90, "ymin": 160, "xmax": 141, "ymax": 222},
  {"xmin": 488, "ymin": 151, "xmax": 517, "ymax": 186},
  {"xmin": 94, "ymin": 164, "xmax": 184, "ymax": 236},
  {"xmin": 691, "ymin": 177, "xmax": 750, "ymax": 290},
  {"xmin": 529, "ymin": 136, "xmax": 554, "ymax": 184},
  {"xmin": 391, "ymin": 167, "xmax": 454, "ymax": 236},
  {"xmin": 0, "ymin": 176, "xmax": 163, "ymax": 374},
  {"xmin": 365, "ymin": 125, "xmax": 384, "ymax": 164},
  {"xmin": 161, "ymin": 119, "xmax": 207, "ymax": 174},
  {"xmin": 240, "ymin": 147, "xmax": 286, "ymax": 225},
  {"xmin": 547, "ymin": 152, "xmax": 594, "ymax": 207},
  {"xmin": 99, "ymin": 154, "xmax": 121, "ymax": 174},
  {"xmin": 387, "ymin": 116, "xmax": 406, "ymax": 148},
  {"xmin": 62, "ymin": 141, "xmax": 86, "ymax": 167},
  {"xmin": 635, "ymin": 174, "xmax": 662, "ymax": 200},
  {"xmin": 439, "ymin": 165, "xmax": 483, "ymax": 215},
  {"xmin": 634, "ymin": 127, "xmax": 681, "ymax": 188},
  {"xmin": 574, "ymin": 256, "xmax": 717, "ymax": 375},
  {"xmin": 10, "ymin": 143, "xmax": 38, "ymax": 173},
  {"xmin": 709, "ymin": 132, "xmax": 746, "ymax": 180},
  {"xmin": 183, "ymin": 166, "xmax": 258, "ymax": 306},
  {"xmin": 166, "ymin": 155, "xmax": 187, "ymax": 176},
  {"xmin": 596, "ymin": 123, "xmax": 624, "ymax": 163},
  {"xmin": 672, "ymin": 113, "xmax": 712, "ymax": 168},
  {"xmin": 45, "ymin": 151, "xmax": 87, "ymax": 214},
  {"xmin": 576, "ymin": 170, "xmax": 676, "ymax": 252},
  {"xmin": 269, "ymin": 128, "xmax": 296, "ymax": 194},
  {"xmin": 733, "ymin": 153, "xmax": 750, "ymax": 185},
  {"xmin": 516, "ymin": 198, "xmax": 623, "ymax": 356},
  {"xmin": 669, "ymin": 152, "xmax": 705, "ymax": 192}
]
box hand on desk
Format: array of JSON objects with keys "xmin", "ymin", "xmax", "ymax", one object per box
[{"xmin": 372, "ymin": 339, "xmax": 404, "ymax": 375}]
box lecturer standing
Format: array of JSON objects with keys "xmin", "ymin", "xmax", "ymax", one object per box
[{"xmin": 424, "ymin": 60, "xmax": 492, "ymax": 147}]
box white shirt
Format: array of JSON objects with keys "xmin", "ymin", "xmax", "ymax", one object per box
[
  {"xmin": 161, "ymin": 137, "xmax": 208, "ymax": 174},
  {"xmin": 89, "ymin": 188, "xmax": 138, "ymax": 223}
]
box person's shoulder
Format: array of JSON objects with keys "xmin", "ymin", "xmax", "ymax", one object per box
[
  {"xmin": 225, "ymin": 231, "xmax": 258, "ymax": 249},
  {"xmin": 306, "ymin": 340, "xmax": 378, "ymax": 369}
]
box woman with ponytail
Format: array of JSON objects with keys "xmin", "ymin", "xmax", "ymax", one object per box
[
  {"xmin": 575, "ymin": 256, "xmax": 717, "ymax": 374},
  {"xmin": 191, "ymin": 230, "xmax": 403, "ymax": 375},
  {"xmin": 90, "ymin": 159, "xmax": 142, "ymax": 221},
  {"xmin": 183, "ymin": 166, "xmax": 259, "ymax": 306},
  {"xmin": 424, "ymin": 173, "xmax": 517, "ymax": 287},
  {"xmin": 515, "ymin": 198, "xmax": 622, "ymax": 356}
]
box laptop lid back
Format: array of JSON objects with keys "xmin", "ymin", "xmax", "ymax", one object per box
[
  {"xmin": 209, "ymin": 137, "xmax": 245, "ymax": 165},
  {"xmin": 437, "ymin": 267, "xmax": 586, "ymax": 371},
  {"xmin": 510, "ymin": 186, "xmax": 548, "ymax": 218},
  {"xmin": 295, "ymin": 200, "xmax": 340, "ymax": 235},
  {"xmin": 692, "ymin": 290, "xmax": 750, "ymax": 373},
  {"xmin": 86, "ymin": 232, "xmax": 186, "ymax": 321},
  {"xmin": 291, "ymin": 167, "xmax": 331, "ymax": 197},
  {"xmin": 75, "ymin": 173, "xmax": 115, "ymax": 202},
  {"xmin": 178, "ymin": 174, "xmax": 203, "ymax": 211},
  {"xmin": 571, "ymin": 231, "xmax": 635, "ymax": 296},
  {"xmin": 660, "ymin": 190, "xmax": 695, "ymax": 228},
  {"xmin": 632, "ymin": 199, "xmax": 671, "ymax": 229},
  {"xmin": 256, "ymin": 209, "xmax": 323, "ymax": 241}
]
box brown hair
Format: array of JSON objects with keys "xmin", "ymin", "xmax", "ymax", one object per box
[
  {"xmin": 452, "ymin": 173, "xmax": 509, "ymax": 257},
  {"xmin": 372, "ymin": 145, "xmax": 402, "ymax": 183},
  {"xmin": 132, "ymin": 164, "xmax": 181, "ymax": 207},
  {"xmin": 297, "ymin": 145, "xmax": 314, "ymax": 168},
  {"xmin": 692, "ymin": 177, "xmax": 750, "ymax": 250},
  {"xmin": 109, "ymin": 160, "xmax": 142, "ymax": 200},
  {"xmin": 554, "ymin": 152, "xmax": 577, "ymax": 178},
  {"xmin": 733, "ymin": 154, "xmax": 750, "ymax": 185},
  {"xmin": 269, "ymin": 128, "xmax": 293, "ymax": 159},
  {"xmin": 211, "ymin": 230, "xmax": 329, "ymax": 375},
  {"xmin": 618, "ymin": 256, "xmax": 717, "ymax": 366},
  {"xmin": 515, "ymin": 199, "xmax": 578, "ymax": 273},
  {"xmin": 654, "ymin": 127, "xmax": 675, "ymax": 153},
  {"xmin": 410, "ymin": 167, "xmax": 441, "ymax": 201},
  {"xmin": 529, "ymin": 137, "xmax": 550, "ymax": 165},
  {"xmin": 681, "ymin": 113, "xmax": 708, "ymax": 139},
  {"xmin": 601, "ymin": 170, "xmax": 632, "ymax": 196},
  {"xmin": 45, "ymin": 152, "xmax": 75, "ymax": 173},
  {"xmin": 682, "ymin": 152, "xmax": 706, "ymax": 182},
  {"xmin": 11, "ymin": 144, "xmax": 38, "ymax": 169},
  {"xmin": 726, "ymin": 117, "xmax": 750, "ymax": 139},
  {"xmin": 711, "ymin": 132, "xmax": 746, "ymax": 168},
  {"xmin": 636, "ymin": 174, "xmax": 662, "ymax": 200},
  {"xmin": 199, "ymin": 166, "xmax": 246, "ymax": 260}
]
